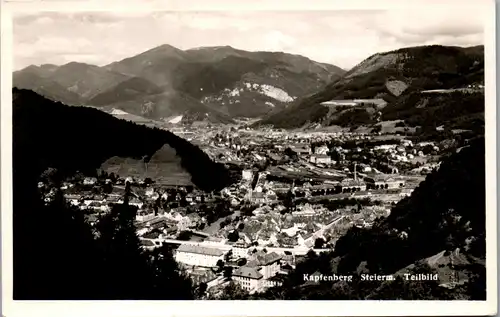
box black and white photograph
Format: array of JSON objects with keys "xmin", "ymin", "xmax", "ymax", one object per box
[{"xmin": 1, "ymin": 0, "xmax": 497, "ymax": 316}]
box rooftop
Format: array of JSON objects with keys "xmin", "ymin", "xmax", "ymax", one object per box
[
  {"xmin": 233, "ymin": 266, "xmax": 264, "ymax": 280},
  {"xmin": 176, "ymin": 244, "xmax": 225, "ymax": 257}
]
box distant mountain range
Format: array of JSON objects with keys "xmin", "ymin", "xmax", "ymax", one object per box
[
  {"xmin": 256, "ymin": 45, "xmax": 484, "ymax": 131},
  {"xmin": 13, "ymin": 45, "xmax": 345, "ymax": 123}
]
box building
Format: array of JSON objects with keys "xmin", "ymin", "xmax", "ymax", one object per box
[
  {"xmin": 136, "ymin": 210, "xmax": 155, "ymax": 222},
  {"xmin": 232, "ymin": 266, "xmax": 263, "ymax": 292},
  {"xmin": 314, "ymin": 145, "xmax": 329, "ymax": 155},
  {"xmin": 310, "ymin": 154, "xmax": 331, "ymax": 164},
  {"xmin": 257, "ymin": 252, "xmax": 282, "ymax": 279},
  {"xmin": 364, "ymin": 174, "xmax": 405, "ymax": 190},
  {"xmin": 174, "ymin": 244, "xmax": 225, "ymax": 268},
  {"xmin": 232, "ymin": 243, "xmax": 250, "ymax": 259},
  {"xmin": 339, "ymin": 178, "xmax": 367, "ymax": 192},
  {"xmin": 242, "ymin": 169, "xmax": 253, "ymax": 181},
  {"xmin": 83, "ymin": 177, "xmax": 97, "ymax": 186},
  {"xmin": 247, "ymin": 251, "xmax": 282, "ymax": 279},
  {"xmin": 289, "ymin": 144, "xmax": 311, "ymax": 155},
  {"xmin": 251, "ymin": 192, "xmax": 266, "ymax": 205},
  {"xmin": 263, "ymin": 274, "xmax": 285, "ymax": 288}
]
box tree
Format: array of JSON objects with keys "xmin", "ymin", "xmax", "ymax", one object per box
[
  {"xmin": 217, "ymin": 282, "xmax": 248, "ymax": 300},
  {"xmin": 224, "ymin": 250, "xmax": 233, "ymax": 262},
  {"xmin": 223, "ymin": 266, "xmax": 233, "ymax": 280},
  {"xmin": 146, "ymin": 244, "xmax": 194, "ymax": 299},
  {"xmin": 216, "ymin": 259, "xmax": 225, "ymax": 271},
  {"xmin": 314, "ymin": 238, "xmax": 325, "ymax": 249},
  {"xmin": 197, "ymin": 282, "xmax": 208, "ymax": 299},
  {"xmin": 237, "ymin": 258, "xmax": 247, "ymax": 266},
  {"xmin": 177, "ymin": 231, "xmax": 191, "ymax": 241},
  {"xmin": 228, "ymin": 230, "xmax": 239, "ymax": 242},
  {"xmin": 40, "ymin": 167, "xmax": 60, "ymax": 185}
]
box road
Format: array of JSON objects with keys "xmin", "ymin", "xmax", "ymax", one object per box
[{"xmin": 148, "ymin": 238, "xmax": 332, "ymax": 255}]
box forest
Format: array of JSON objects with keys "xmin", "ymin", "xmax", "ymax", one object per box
[{"xmin": 12, "ymin": 88, "xmax": 233, "ymax": 299}]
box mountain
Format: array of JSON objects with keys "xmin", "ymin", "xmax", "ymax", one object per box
[
  {"xmin": 172, "ymin": 49, "xmax": 344, "ymax": 118},
  {"xmin": 13, "ymin": 70, "xmax": 82, "ymax": 105},
  {"xmin": 87, "ymin": 77, "xmax": 164, "ymax": 106},
  {"xmin": 13, "ymin": 62, "xmax": 131, "ymax": 103},
  {"xmin": 14, "ymin": 44, "xmax": 344, "ymax": 121},
  {"xmin": 48, "ymin": 62, "xmax": 130, "ymax": 99},
  {"xmin": 256, "ymin": 45, "xmax": 484, "ymax": 129},
  {"xmin": 99, "ymin": 45, "xmax": 345, "ymax": 118},
  {"xmin": 93, "ymin": 89, "xmax": 234, "ymax": 124},
  {"xmin": 249, "ymin": 137, "xmax": 486, "ymax": 300}
]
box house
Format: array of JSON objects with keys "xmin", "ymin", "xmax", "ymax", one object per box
[
  {"xmin": 190, "ymin": 268, "xmax": 218, "ymax": 285},
  {"xmin": 136, "ymin": 210, "xmax": 155, "ymax": 222},
  {"xmin": 256, "ymin": 252, "xmax": 282, "ymax": 279},
  {"xmin": 242, "ymin": 169, "xmax": 254, "ymax": 181},
  {"xmin": 83, "ymin": 177, "xmax": 97, "ymax": 186},
  {"xmin": 314, "ymin": 145, "xmax": 329, "ymax": 155},
  {"xmin": 174, "ymin": 244, "xmax": 225, "ymax": 267},
  {"xmin": 232, "ymin": 266, "xmax": 263, "ymax": 292},
  {"xmin": 145, "ymin": 188, "xmax": 155, "ymax": 197},
  {"xmin": 129, "ymin": 198, "xmax": 144, "ymax": 209},
  {"xmin": 251, "ymin": 192, "xmax": 266, "ymax": 205},
  {"xmin": 247, "ymin": 251, "xmax": 282, "ymax": 279},
  {"xmin": 310, "ymin": 154, "xmax": 331, "ymax": 164},
  {"xmin": 289, "ymin": 144, "xmax": 311, "ymax": 156},
  {"xmin": 232, "ymin": 243, "xmax": 250, "ymax": 259}
]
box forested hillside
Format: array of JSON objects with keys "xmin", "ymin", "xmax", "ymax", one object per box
[
  {"xmin": 256, "ymin": 45, "xmax": 484, "ymax": 129},
  {"xmin": 12, "ymin": 88, "xmax": 234, "ymax": 299}
]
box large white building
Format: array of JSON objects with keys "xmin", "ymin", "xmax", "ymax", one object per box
[{"xmin": 174, "ymin": 244, "xmax": 225, "ymax": 268}]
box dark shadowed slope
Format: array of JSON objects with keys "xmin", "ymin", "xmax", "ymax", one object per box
[
  {"xmin": 13, "ymin": 88, "xmax": 206, "ymax": 300},
  {"xmin": 13, "ymin": 88, "xmax": 234, "ymax": 192}
]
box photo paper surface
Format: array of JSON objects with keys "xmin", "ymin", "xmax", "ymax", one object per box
[{"xmin": 1, "ymin": 0, "xmax": 497, "ymax": 316}]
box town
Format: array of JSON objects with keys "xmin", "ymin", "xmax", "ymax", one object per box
[{"xmin": 39, "ymin": 121, "xmax": 452, "ymax": 296}]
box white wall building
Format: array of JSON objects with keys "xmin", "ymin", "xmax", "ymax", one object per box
[
  {"xmin": 175, "ymin": 244, "xmax": 225, "ymax": 268},
  {"xmin": 233, "ymin": 266, "xmax": 263, "ymax": 292}
]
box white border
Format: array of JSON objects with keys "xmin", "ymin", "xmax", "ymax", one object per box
[{"xmin": 1, "ymin": 1, "xmax": 497, "ymax": 316}]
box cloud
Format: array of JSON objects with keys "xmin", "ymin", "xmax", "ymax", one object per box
[
  {"xmin": 12, "ymin": 8, "xmax": 487, "ymax": 70},
  {"xmin": 369, "ymin": 8, "xmax": 484, "ymax": 45},
  {"xmin": 263, "ymin": 30, "xmax": 297, "ymax": 51}
]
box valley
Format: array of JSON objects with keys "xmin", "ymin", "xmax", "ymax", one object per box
[{"xmin": 12, "ymin": 43, "xmax": 486, "ymax": 301}]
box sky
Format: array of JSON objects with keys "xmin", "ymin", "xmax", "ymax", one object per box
[{"xmin": 13, "ymin": 8, "xmax": 486, "ymax": 71}]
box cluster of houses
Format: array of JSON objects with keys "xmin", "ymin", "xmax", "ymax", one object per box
[
  {"xmin": 214, "ymin": 204, "xmax": 341, "ymax": 248},
  {"xmin": 173, "ymin": 241, "xmax": 289, "ymax": 294}
]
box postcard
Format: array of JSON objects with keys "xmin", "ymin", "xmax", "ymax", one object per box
[{"xmin": 1, "ymin": 0, "xmax": 497, "ymax": 316}]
